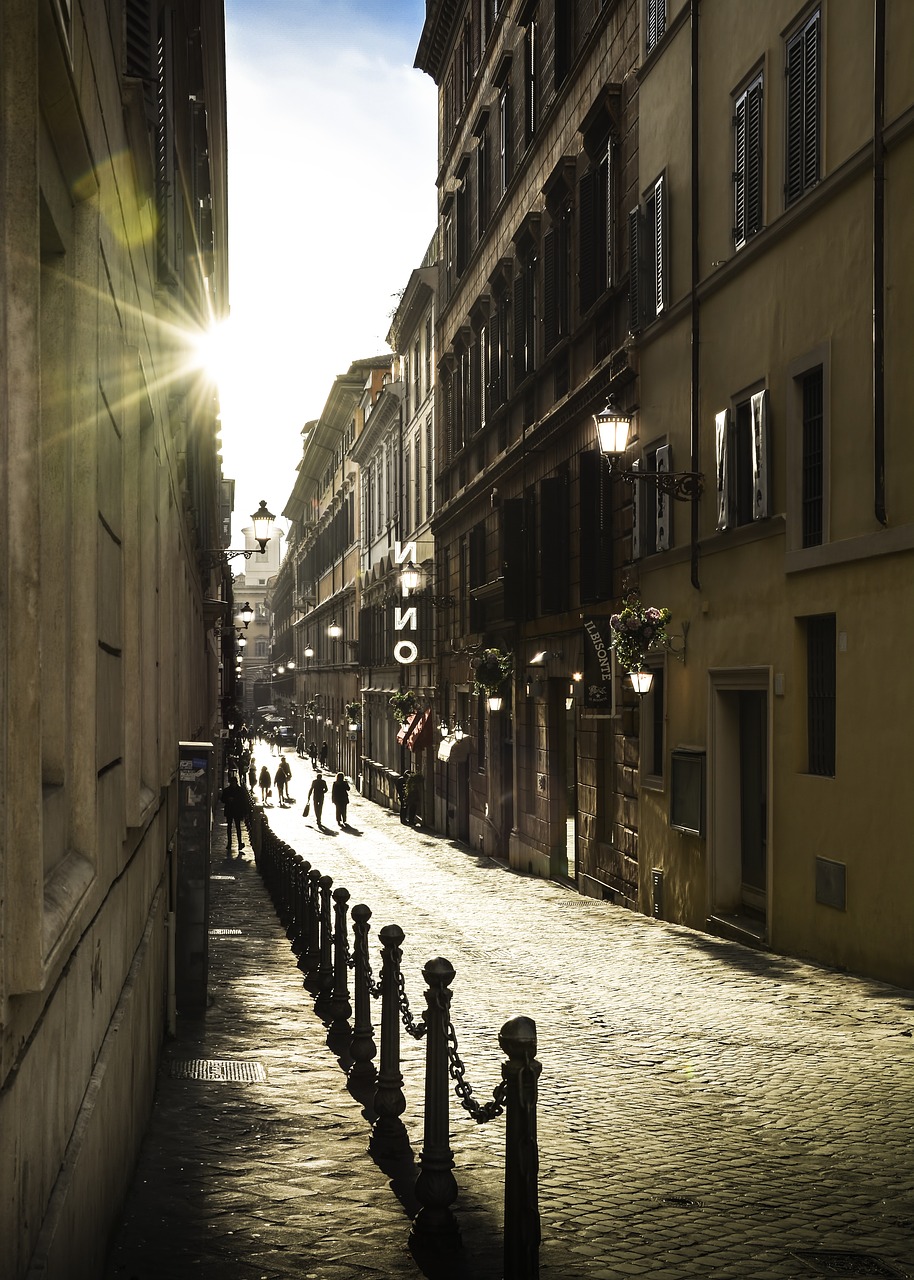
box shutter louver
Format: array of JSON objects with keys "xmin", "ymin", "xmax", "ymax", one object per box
[
  {"xmin": 653, "ymin": 175, "xmax": 666, "ymax": 316},
  {"xmin": 631, "ymin": 458, "xmax": 642, "ymax": 559},
  {"xmin": 578, "ymin": 168, "xmax": 597, "ymax": 314},
  {"xmin": 750, "ymin": 389, "xmax": 770, "ymax": 520},
  {"xmin": 746, "ymin": 80, "xmax": 763, "ymax": 237},
  {"xmin": 786, "ymin": 10, "xmax": 819, "ymax": 205},
  {"xmin": 803, "ymin": 13, "xmax": 820, "ymax": 191},
  {"xmin": 514, "ymin": 271, "xmax": 526, "ymax": 381},
  {"xmin": 715, "ymin": 410, "xmax": 730, "ymax": 531},
  {"xmin": 606, "ymin": 139, "xmax": 615, "ymax": 289},
  {"xmin": 734, "ymin": 93, "xmax": 747, "ymax": 242},
  {"xmin": 628, "ymin": 207, "xmax": 641, "ymax": 332},
  {"xmin": 543, "ymin": 227, "xmax": 557, "ymax": 353}
]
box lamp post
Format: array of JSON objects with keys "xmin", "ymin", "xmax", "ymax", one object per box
[
  {"xmin": 201, "ymin": 499, "xmax": 277, "ymax": 569},
  {"xmin": 594, "ymin": 401, "xmax": 704, "ymax": 500}
]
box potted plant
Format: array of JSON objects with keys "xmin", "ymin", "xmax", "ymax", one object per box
[
  {"xmin": 344, "ymin": 700, "xmax": 362, "ymax": 725},
  {"xmin": 609, "ymin": 592, "xmax": 672, "ymax": 672},
  {"xmin": 388, "ymin": 689, "xmax": 420, "ymax": 722},
  {"xmin": 472, "ymin": 648, "xmax": 514, "ymax": 698}
]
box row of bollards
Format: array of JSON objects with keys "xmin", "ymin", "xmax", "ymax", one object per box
[{"xmin": 248, "ymin": 808, "xmax": 542, "ymax": 1279}]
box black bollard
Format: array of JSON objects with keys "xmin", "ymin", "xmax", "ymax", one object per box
[
  {"xmin": 370, "ymin": 924, "xmax": 411, "ymax": 1159},
  {"xmin": 411, "ymin": 957, "xmax": 460, "ymax": 1246},
  {"xmin": 328, "ymin": 886, "xmax": 352, "ymax": 1038},
  {"xmin": 313, "ymin": 874, "xmax": 334, "ymax": 1015},
  {"xmin": 302, "ymin": 868, "xmax": 322, "ymax": 980},
  {"xmin": 291, "ymin": 857, "xmax": 311, "ymax": 957},
  {"xmin": 500, "ymin": 1016, "xmax": 542, "ymax": 1280},
  {"xmin": 349, "ymin": 905, "xmax": 377, "ymax": 1083}
]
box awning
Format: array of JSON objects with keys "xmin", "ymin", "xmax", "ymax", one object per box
[
  {"xmin": 406, "ymin": 708, "xmax": 433, "ymax": 752},
  {"xmin": 437, "ymin": 732, "xmax": 472, "ymax": 763},
  {"xmin": 397, "ymin": 710, "xmax": 420, "ymax": 745}
]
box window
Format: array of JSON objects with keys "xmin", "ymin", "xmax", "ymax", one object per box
[
  {"xmin": 579, "ymin": 139, "xmax": 615, "ymax": 313},
  {"xmin": 806, "ymin": 613, "xmax": 835, "ymax": 776},
  {"xmin": 414, "ymin": 435, "xmax": 422, "ymax": 528},
  {"xmin": 477, "ymin": 125, "xmax": 490, "ymax": 233},
  {"xmin": 443, "ymin": 208, "xmax": 454, "ymax": 299},
  {"xmin": 801, "ymin": 367, "xmax": 824, "ymax": 547},
  {"xmin": 513, "ymin": 252, "xmax": 537, "ymax": 383},
  {"xmin": 498, "ymin": 83, "xmax": 512, "ymax": 196},
  {"xmin": 645, "ymin": 0, "xmax": 666, "ymax": 55},
  {"xmin": 403, "ymin": 353, "xmax": 410, "ymax": 420},
  {"xmin": 554, "ymin": 0, "xmax": 572, "ymax": 88},
  {"xmin": 413, "ymin": 340, "xmax": 421, "ymax": 406},
  {"xmin": 456, "ymin": 169, "xmax": 471, "ymax": 277},
  {"xmin": 543, "ymin": 206, "xmax": 572, "ymax": 353},
  {"xmin": 714, "ymin": 390, "xmax": 770, "ymax": 532},
  {"xmin": 403, "ymin": 446, "xmax": 411, "ymax": 535},
  {"xmin": 632, "ymin": 444, "xmax": 671, "ymax": 558},
  {"xmin": 425, "ymin": 415, "xmax": 433, "ymax": 517},
  {"xmin": 424, "ymin": 317, "xmax": 432, "ymax": 392},
  {"xmin": 642, "ymin": 664, "xmax": 665, "ymax": 783},
  {"xmin": 734, "ymin": 73, "xmax": 763, "ymax": 247},
  {"xmin": 523, "ymin": 19, "xmax": 537, "ymax": 147},
  {"xmin": 578, "ymin": 449, "xmax": 613, "ymax": 603},
  {"xmin": 785, "ymin": 9, "xmax": 820, "ymax": 206},
  {"xmin": 629, "ymin": 174, "xmax": 667, "ymax": 332},
  {"xmin": 539, "ymin": 474, "xmax": 569, "ymax": 615}
]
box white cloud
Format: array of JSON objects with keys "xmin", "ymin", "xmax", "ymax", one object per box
[{"xmin": 219, "ymin": 6, "xmax": 437, "ymax": 541}]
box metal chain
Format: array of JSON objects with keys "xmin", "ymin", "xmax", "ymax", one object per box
[
  {"xmin": 397, "ymin": 967, "xmax": 427, "ymax": 1039},
  {"xmin": 360, "ymin": 930, "xmax": 382, "ymax": 999},
  {"xmin": 443, "ymin": 1004, "xmax": 507, "ymax": 1124}
]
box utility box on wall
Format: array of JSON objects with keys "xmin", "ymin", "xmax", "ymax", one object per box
[{"xmin": 175, "ymin": 742, "xmax": 214, "ymax": 1014}]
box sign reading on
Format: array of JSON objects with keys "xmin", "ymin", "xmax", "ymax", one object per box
[{"xmin": 394, "ymin": 541, "xmax": 417, "ymax": 665}]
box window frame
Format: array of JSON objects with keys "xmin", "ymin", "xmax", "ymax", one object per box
[{"xmin": 733, "ymin": 70, "xmax": 764, "ymax": 248}]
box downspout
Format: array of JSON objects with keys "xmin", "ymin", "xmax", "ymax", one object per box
[
  {"xmin": 689, "ymin": 0, "xmax": 701, "ymax": 588},
  {"xmin": 873, "ymin": 0, "xmax": 887, "ymax": 525}
]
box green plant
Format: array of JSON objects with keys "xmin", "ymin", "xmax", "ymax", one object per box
[
  {"xmin": 344, "ymin": 701, "xmax": 362, "ymax": 724},
  {"xmin": 388, "ymin": 689, "xmax": 420, "ymax": 722},
  {"xmin": 472, "ymin": 648, "xmax": 514, "ymax": 696},
  {"xmin": 609, "ymin": 593, "xmax": 671, "ymax": 671}
]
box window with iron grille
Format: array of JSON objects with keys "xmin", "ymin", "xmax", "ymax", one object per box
[
  {"xmin": 785, "ymin": 9, "xmax": 820, "ymax": 205},
  {"xmin": 734, "ymin": 73, "xmax": 763, "ymax": 247},
  {"xmin": 645, "ymin": 0, "xmax": 666, "ymax": 55},
  {"xmin": 806, "ymin": 613, "xmax": 835, "ymax": 776},
  {"xmin": 802, "ymin": 366, "xmax": 824, "ymax": 546}
]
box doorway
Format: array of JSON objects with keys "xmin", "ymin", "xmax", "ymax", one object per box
[{"xmin": 710, "ymin": 672, "xmax": 770, "ymax": 927}]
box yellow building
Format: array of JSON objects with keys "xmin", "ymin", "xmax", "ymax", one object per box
[{"xmin": 629, "ymin": 0, "xmax": 914, "ymax": 986}]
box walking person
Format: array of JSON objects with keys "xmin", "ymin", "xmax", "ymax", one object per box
[
  {"xmin": 331, "ymin": 772, "xmax": 350, "ymax": 827},
  {"xmin": 319, "ymin": 740, "xmax": 328, "ymax": 768},
  {"xmin": 305, "ymin": 771, "xmax": 328, "ymax": 827},
  {"xmin": 308, "ymin": 741, "xmax": 318, "ymax": 767},
  {"xmin": 247, "ymin": 758, "xmax": 257, "ymax": 793},
  {"xmin": 274, "ymin": 762, "xmax": 288, "ymax": 807},
  {"xmin": 258, "ymin": 763, "xmax": 271, "ymax": 804},
  {"xmin": 220, "ymin": 774, "xmax": 248, "ymax": 859},
  {"xmin": 279, "ymin": 756, "xmax": 292, "ymax": 802}
]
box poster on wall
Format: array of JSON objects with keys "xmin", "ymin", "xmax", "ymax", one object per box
[{"xmin": 582, "ymin": 617, "xmax": 615, "ymax": 712}]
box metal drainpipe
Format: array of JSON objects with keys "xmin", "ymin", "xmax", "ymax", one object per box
[
  {"xmin": 689, "ymin": 0, "xmax": 701, "ymax": 589},
  {"xmin": 873, "ymin": 0, "xmax": 887, "ymax": 526}
]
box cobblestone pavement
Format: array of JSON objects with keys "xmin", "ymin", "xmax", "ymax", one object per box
[{"xmin": 106, "ymin": 758, "xmax": 914, "ymax": 1279}]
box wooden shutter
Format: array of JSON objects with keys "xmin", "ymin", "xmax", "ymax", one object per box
[
  {"xmin": 628, "ymin": 207, "xmax": 641, "ymax": 332},
  {"xmin": 501, "ymin": 498, "xmax": 525, "ymax": 620},
  {"xmin": 579, "ymin": 449, "xmax": 612, "ymax": 603},
  {"xmin": 543, "ymin": 227, "xmax": 557, "ymax": 352},
  {"xmin": 655, "ymin": 444, "xmax": 671, "ymax": 551},
  {"xmin": 578, "ymin": 167, "xmax": 597, "ymax": 313},
  {"xmin": 715, "ymin": 409, "xmax": 730, "ymax": 531},
  {"xmin": 652, "ymin": 175, "xmax": 667, "ymax": 316},
  {"xmin": 513, "ymin": 270, "xmax": 527, "ymax": 381},
  {"xmin": 606, "ymin": 139, "xmax": 616, "ymax": 289},
  {"xmin": 539, "ymin": 476, "xmax": 569, "ymax": 615},
  {"xmin": 750, "ymin": 389, "xmax": 770, "ymax": 520},
  {"xmin": 786, "ymin": 11, "xmax": 819, "ymax": 204},
  {"xmin": 802, "ymin": 12, "xmax": 820, "ymax": 191}
]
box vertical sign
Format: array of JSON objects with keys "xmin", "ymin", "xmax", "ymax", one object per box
[
  {"xmin": 582, "ymin": 618, "xmax": 614, "ymax": 711},
  {"xmin": 175, "ymin": 741, "xmax": 213, "ymax": 1014}
]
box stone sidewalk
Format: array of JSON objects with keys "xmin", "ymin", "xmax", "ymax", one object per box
[{"xmin": 106, "ymin": 768, "xmax": 914, "ymax": 1278}]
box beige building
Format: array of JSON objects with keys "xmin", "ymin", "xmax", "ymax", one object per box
[
  {"xmin": 0, "ymin": 1, "xmax": 230, "ymax": 1274},
  {"xmin": 628, "ymin": 0, "xmax": 914, "ymax": 987}
]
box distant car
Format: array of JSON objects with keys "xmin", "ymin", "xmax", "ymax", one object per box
[{"xmin": 276, "ymin": 725, "xmax": 295, "ymax": 747}]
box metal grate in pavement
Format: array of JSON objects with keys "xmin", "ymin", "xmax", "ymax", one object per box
[
  {"xmin": 791, "ymin": 1250, "xmax": 905, "ymax": 1277},
  {"xmin": 209, "ymin": 928, "xmax": 243, "ymax": 935},
  {"xmin": 170, "ymin": 1058, "xmax": 267, "ymax": 1083},
  {"xmin": 553, "ymin": 895, "xmax": 608, "ymax": 908},
  {"xmin": 210, "ymin": 874, "xmax": 236, "ymax": 881}
]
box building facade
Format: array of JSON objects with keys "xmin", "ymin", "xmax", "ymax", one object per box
[
  {"xmin": 630, "ymin": 0, "xmax": 914, "ymax": 987},
  {"xmin": 0, "ymin": 1, "xmax": 230, "ymax": 1275}
]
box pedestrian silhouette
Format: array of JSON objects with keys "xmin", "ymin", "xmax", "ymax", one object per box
[
  {"xmin": 331, "ymin": 773, "xmax": 350, "ymax": 826},
  {"xmin": 220, "ymin": 775, "xmax": 248, "ymax": 858},
  {"xmin": 307, "ymin": 771, "xmax": 328, "ymax": 827}
]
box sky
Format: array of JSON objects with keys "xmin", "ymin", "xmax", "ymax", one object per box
[{"xmin": 214, "ymin": 0, "xmax": 438, "ymax": 546}]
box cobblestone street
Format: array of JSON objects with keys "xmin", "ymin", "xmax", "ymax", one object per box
[{"xmin": 107, "ymin": 768, "xmax": 914, "ymax": 1279}]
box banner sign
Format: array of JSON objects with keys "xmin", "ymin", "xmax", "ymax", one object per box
[{"xmin": 582, "ymin": 617, "xmax": 614, "ymax": 710}]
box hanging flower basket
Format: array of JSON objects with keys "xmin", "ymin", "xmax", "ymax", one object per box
[
  {"xmin": 471, "ymin": 648, "xmax": 514, "ymax": 697},
  {"xmin": 388, "ymin": 689, "xmax": 420, "ymax": 722},
  {"xmin": 609, "ymin": 593, "xmax": 672, "ymax": 672},
  {"xmin": 344, "ymin": 701, "xmax": 362, "ymax": 725}
]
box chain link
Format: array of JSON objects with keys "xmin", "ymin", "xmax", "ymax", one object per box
[
  {"xmin": 443, "ymin": 1001, "xmax": 507, "ymax": 1123},
  {"xmin": 398, "ymin": 967, "xmax": 427, "ymax": 1039},
  {"xmin": 360, "ymin": 930, "xmax": 382, "ymax": 999}
]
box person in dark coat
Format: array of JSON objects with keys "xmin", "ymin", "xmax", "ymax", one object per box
[
  {"xmin": 220, "ymin": 775, "xmax": 248, "ymax": 857},
  {"xmin": 247, "ymin": 758, "xmax": 257, "ymax": 792},
  {"xmin": 308, "ymin": 741, "xmax": 318, "ymax": 766},
  {"xmin": 331, "ymin": 773, "xmax": 350, "ymax": 826},
  {"xmin": 319, "ymin": 740, "xmax": 329, "ymax": 768},
  {"xmin": 258, "ymin": 764, "xmax": 271, "ymax": 804},
  {"xmin": 306, "ymin": 771, "xmax": 328, "ymax": 827}
]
